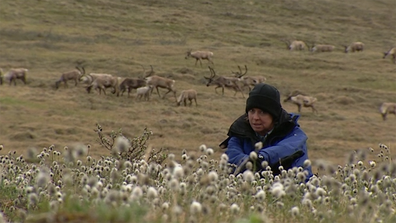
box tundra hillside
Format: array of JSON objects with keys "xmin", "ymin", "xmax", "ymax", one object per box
[{"xmin": 0, "ymin": 0, "xmax": 395, "ymax": 165}]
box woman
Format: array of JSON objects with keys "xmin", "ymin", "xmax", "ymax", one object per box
[{"xmin": 220, "ymin": 83, "xmax": 313, "ymax": 179}]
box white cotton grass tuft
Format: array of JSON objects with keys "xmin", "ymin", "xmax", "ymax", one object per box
[
  {"xmin": 243, "ymin": 170, "xmax": 255, "ymax": 182},
  {"xmin": 73, "ymin": 143, "xmax": 89, "ymax": 158},
  {"xmin": 302, "ymin": 198, "xmax": 312, "ymax": 208},
  {"xmin": 303, "ymin": 159, "xmax": 311, "ymax": 168},
  {"xmin": 168, "ymin": 153, "xmax": 175, "ymax": 160},
  {"xmin": 169, "ymin": 178, "xmax": 180, "ymax": 191},
  {"xmin": 162, "ymin": 202, "xmax": 170, "ymax": 211},
  {"xmin": 221, "ymin": 153, "xmax": 229, "ymax": 162},
  {"xmin": 208, "ymin": 171, "xmax": 219, "ymax": 182},
  {"xmin": 230, "ymin": 203, "xmax": 240, "ymax": 214},
  {"xmin": 206, "ymin": 148, "xmax": 214, "ymax": 156},
  {"xmin": 315, "ymin": 187, "xmax": 327, "ymax": 197},
  {"xmin": 255, "ymin": 190, "xmax": 266, "ymax": 201},
  {"xmin": 123, "ymin": 161, "xmax": 132, "ymax": 169},
  {"xmin": 297, "ymin": 172, "xmax": 306, "ymax": 182},
  {"xmin": 254, "ymin": 142, "xmax": 263, "ymax": 150},
  {"xmin": 271, "ymin": 182, "xmax": 286, "ymax": 199},
  {"xmin": 190, "ymin": 201, "xmax": 202, "ymax": 215},
  {"xmin": 249, "ymin": 151, "xmax": 258, "ymax": 161},
  {"xmin": 132, "ymin": 186, "xmax": 143, "ymax": 198},
  {"xmin": 114, "ymin": 136, "xmax": 130, "ymax": 154},
  {"xmin": 199, "ymin": 144, "xmax": 207, "ymax": 153},
  {"xmin": 147, "ymin": 187, "xmax": 158, "ymax": 199},
  {"xmin": 290, "ymin": 206, "xmax": 300, "ymax": 217},
  {"xmin": 173, "ymin": 165, "xmax": 184, "ymax": 179}
]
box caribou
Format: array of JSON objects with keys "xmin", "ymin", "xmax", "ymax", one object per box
[
  {"xmin": 87, "ymin": 75, "xmax": 121, "ymax": 96},
  {"xmin": 145, "ymin": 67, "xmax": 176, "ymax": 100},
  {"xmin": 284, "ymin": 91, "xmax": 318, "ymax": 114},
  {"xmin": 136, "ymin": 86, "xmax": 153, "ymax": 101},
  {"xmin": 379, "ymin": 102, "xmax": 396, "ymax": 120},
  {"xmin": 309, "ymin": 44, "xmax": 335, "ymax": 53},
  {"xmin": 79, "ymin": 73, "xmax": 119, "ymax": 96},
  {"xmin": 383, "ymin": 47, "xmax": 396, "ymax": 64},
  {"xmin": 344, "ymin": 42, "xmax": 364, "ymax": 53},
  {"xmin": 185, "ymin": 49, "xmax": 214, "ymax": 67},
  {"xmin": 281, "ymin": 39, "xmax": 307, "ymax": 51},
  {"xmin": 119, "ymin": 65, "xmax": 154, "ymax": 97},
  {"xmin": 55, "ymin": 66, "xmax": 85, "ymax": 89},
  {"xmin": 205, "ymin": 66, "xmax": 245, "ymax": 98},
  {"xmin": 231, "ymin": 65, "xmax": 266, "ymax": 92},
  {"xmin": 176, "ymin": 89, "xmax": 198, "ymax": 106},
  {"xmin": 3, "ymin": 68, "xmax": 28, "ymax": 86},
  {"xmin": 119, "ymin": 78, "xmax": 147, "ymax": 97}
]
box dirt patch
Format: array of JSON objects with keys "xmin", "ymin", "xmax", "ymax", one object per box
[
  {"xmin": 334, "ymin": 96, "xmax": 356, "ymax": 105},
  {"xmin": 9, "ymin": 131, "xmax": 36, "ymax": 141},
  {"xmin": 54, "ymin": 128, "xmax": 78, "ymax": 135}
]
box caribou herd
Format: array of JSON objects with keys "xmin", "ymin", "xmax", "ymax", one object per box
[{"xmin": 1, "ymin": 44, "xmax": 396, "ymax": 119}]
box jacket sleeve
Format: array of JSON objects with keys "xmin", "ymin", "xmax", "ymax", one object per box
[
  {"xmin": 258, "ymin": 128, "xmax": 308, "ymax": 167},
  {"xmin": 225, "ymin": 136, "xmax": 250, "ymax": 166}
]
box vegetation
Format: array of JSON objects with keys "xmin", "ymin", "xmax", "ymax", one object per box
[
  {"xmin": 0, "ymin": 0, "xmax": 396, "ymax": 222},
  {"xmin": 0, "ymin": 140, "xmax": 396, "ymax": 222}
]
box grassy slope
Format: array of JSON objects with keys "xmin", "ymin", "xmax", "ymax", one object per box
[{"xmin": 0, "ymin": 0, "xmax": 396, "ymax": 165}]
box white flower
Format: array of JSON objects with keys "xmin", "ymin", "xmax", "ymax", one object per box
[
  {"xmin": 249, "ymin": 151, "xmax": 258, "ymax": 161},
  {"xmin": 254, "ymin": 142, "xmax": 263, "ymax": 150},
  {"xmin": 303, "ymin": 159, "xmax": 311, "ymax": 168},
  {"xmin": 199, "ymin": 144, "xmax": 207, "ymax": 153},
  {"xmin": 221, "ymin": 154, "xmax": 229, "ymax": 162},
  {"xmin": 255, "ymin": 190, "xmax": 266, "ymax": 201},
  {"xmin": 243, "ymin": 170, "xmax": 255, "ymax": 182},
  {"xmin": 302, "ymin": 198, "xmax": 312, "ymax": 208},
  {"xmin": 173, "ymin": 165, "xmax": 184, "ymax": 179},
  {"xmin": 206, "ymin": 148, "xmax": 214, "ymax": 156},
  {"xmin": 169, "ymin": 178, "xmax": 180, "ymax": 191},
  {"xmin": 132, "ymin": 186, "xmax": 143, "ymax": 198},
  {"xmin": 315, "ymin": 187, "xmax": 327, "ymax": 197},
  {"xmin": 291, "ymin": 206, "xmax": 299, "ymax": 216},
  {"xmin": 271, "ymin": 182, "xmax": 285, "ymax": 199},
  {"xmin": 162, "ymin": 202, "xmax": 170, "ymax": 211},
  {"xmin": 147, "ymin": 187, "xmax": 158, "ymax": 199},
  {"xmin": 190, "ymin": 201, "xmax": 202, "ymax": 215},
  {"xmin": 230, "ymin": 203, "xmax": 240, "ymax": 214},
  {"xmin": 208, "ymin": 171, "xmax": 218, "ymax": 182},
  {"xmin": 115, "ymin": 136, "xmax": 130, "ymax": 153}
]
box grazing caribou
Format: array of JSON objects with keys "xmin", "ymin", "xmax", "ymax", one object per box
[{"xmin": 205, "ymin": 66, "xmax": 245, "ymax": 98}]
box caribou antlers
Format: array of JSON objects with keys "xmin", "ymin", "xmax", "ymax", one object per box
[
  {"xmin": 231, "ymin": 65, "xmax": 248, "ymax": 78},
  {"xmin": 143, "ymin": 65, "xmax": 155, "ymax": 78},
  {"xmin": 205, "ymin": 66, "xmax": 216, "ymax": 80}
]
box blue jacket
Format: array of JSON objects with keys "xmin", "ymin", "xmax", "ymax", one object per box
[{"xmin": 220, "ymin": 110, "xmax": 313, "ymax": 178}]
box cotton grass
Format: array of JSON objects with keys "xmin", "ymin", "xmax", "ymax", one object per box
[{"xmin": 1, "ymin": 142, "xmax": 396, "ymax": 222}]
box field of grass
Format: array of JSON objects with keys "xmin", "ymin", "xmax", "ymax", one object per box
[
  {"xmin": 1, "ymin": 0, "xmax": 396, "ymax": 166},
  {"xmin": 2, "ymin": 1, "xmax": 396, "ymax": 222}
]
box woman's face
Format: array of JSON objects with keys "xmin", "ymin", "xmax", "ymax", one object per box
[{"xmin": 247, "ymin": 108, "xmax": 274, "ymax": 136}]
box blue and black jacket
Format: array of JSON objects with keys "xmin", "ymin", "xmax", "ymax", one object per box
[{"xmin": 220, "ymin": 109, "xmax": 313, "ymax": 178}]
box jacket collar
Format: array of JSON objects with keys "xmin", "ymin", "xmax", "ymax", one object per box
[{"xmin": 220, "ymin": 109, "xmax": 299, "ymax": 148}]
